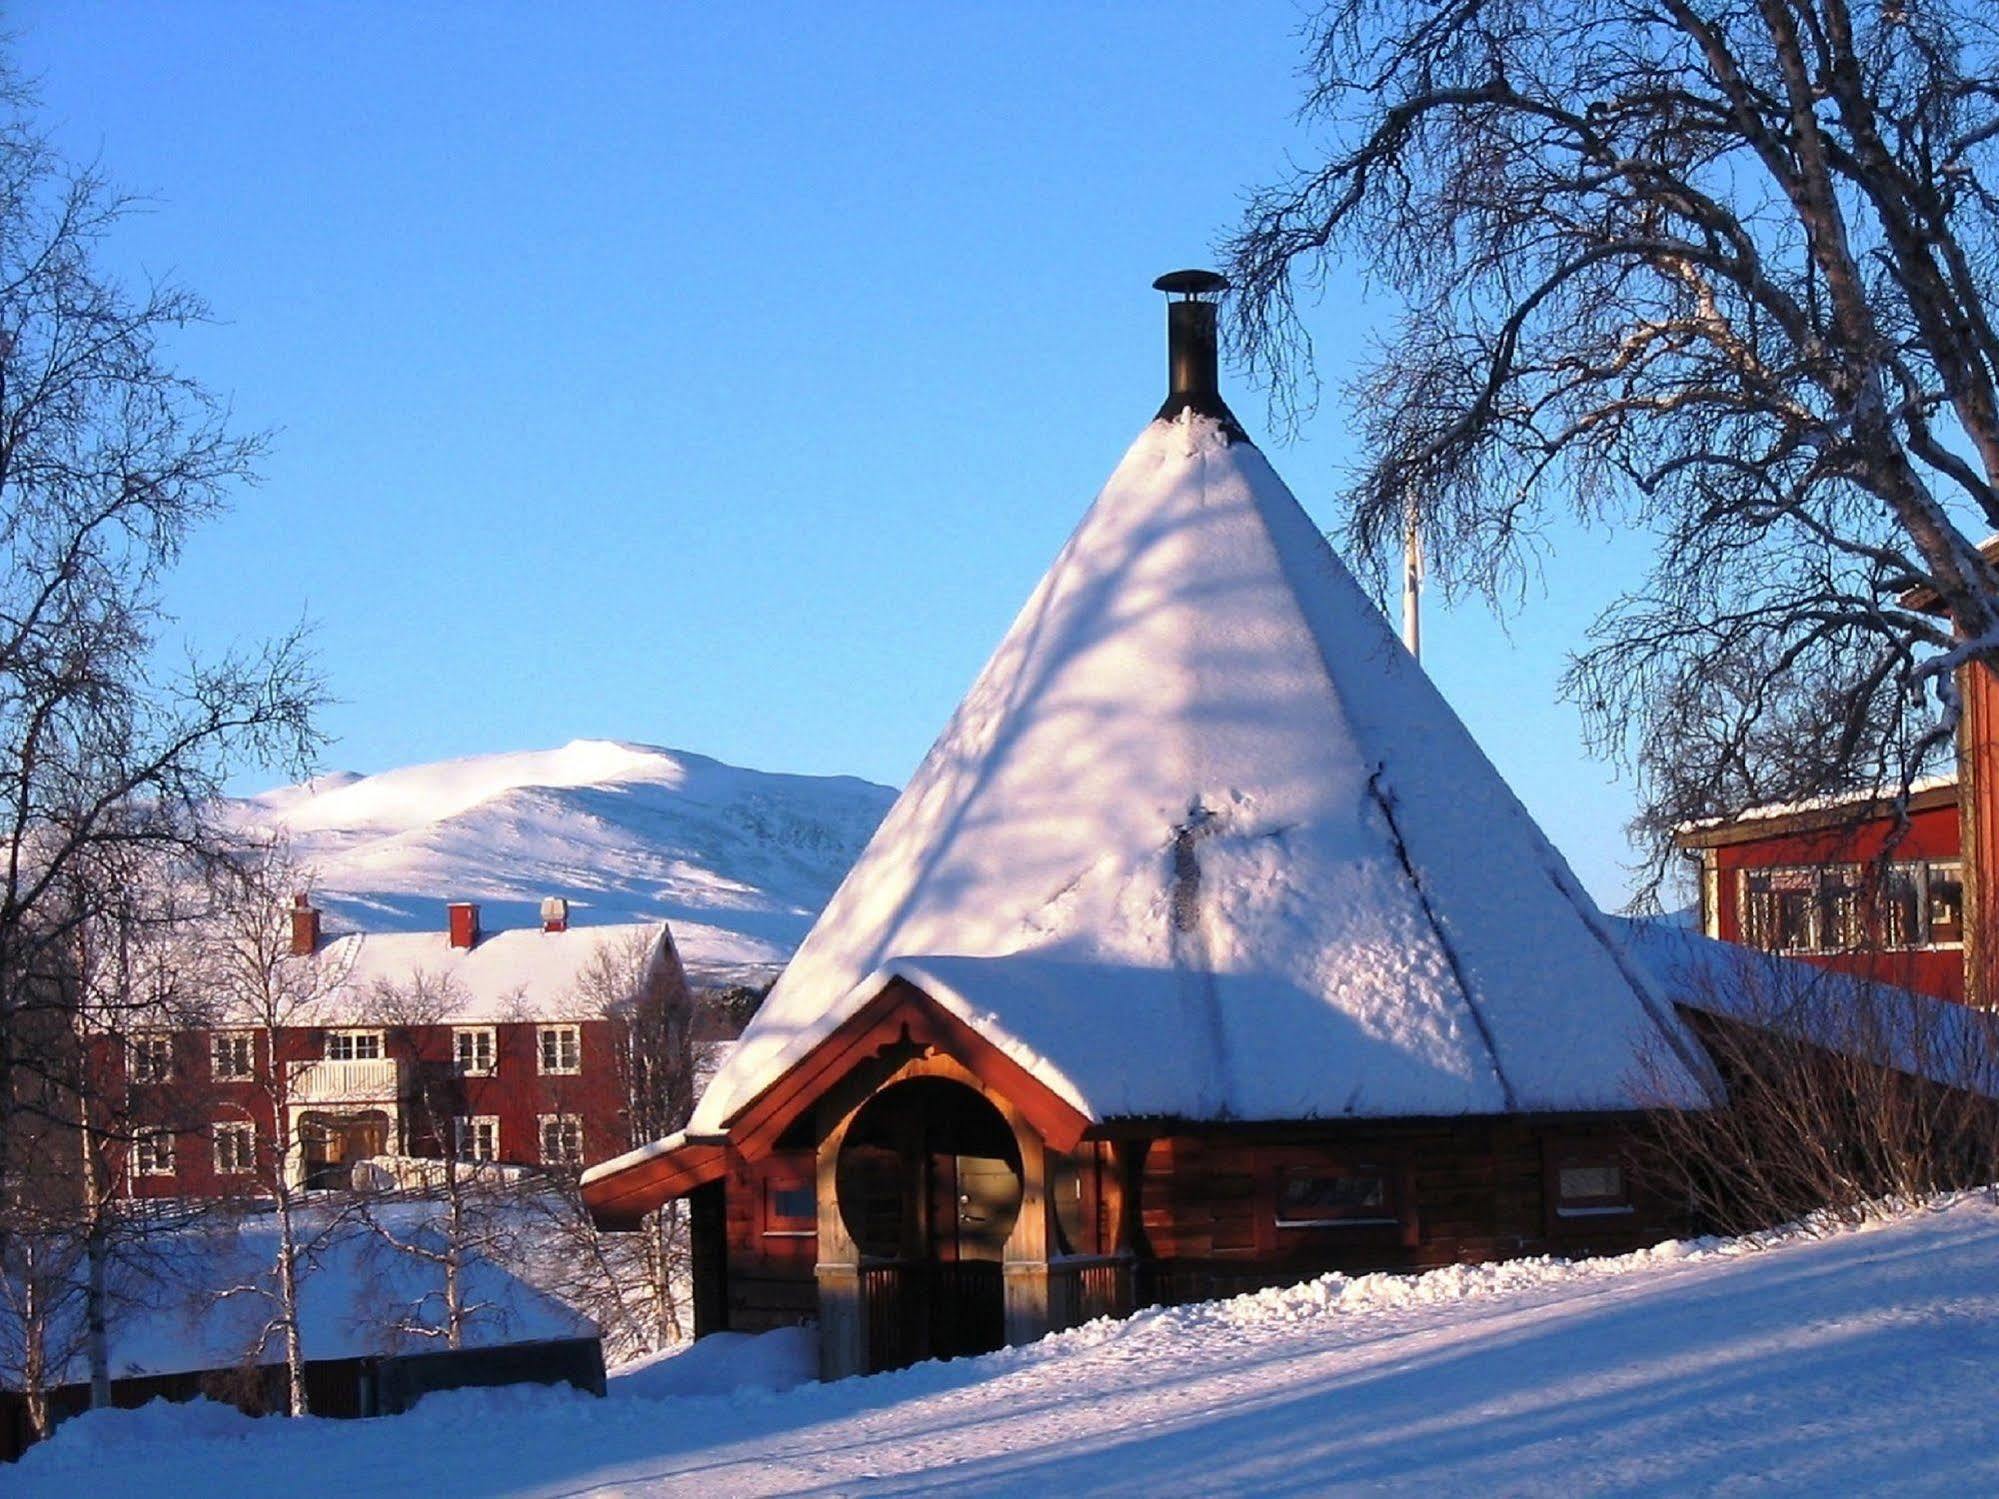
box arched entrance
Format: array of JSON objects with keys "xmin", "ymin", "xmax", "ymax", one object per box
[{"xmin": 835, "ymin": 1077, "xmax": 1024, "ymax": 1369}]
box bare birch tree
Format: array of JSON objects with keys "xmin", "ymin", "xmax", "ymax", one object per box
[
  {"xmin": 1227, "ymin": 1, "xmax": 1999, "ymax": 882},
  {"xmin": 358, "ymin": 970, "xmax": 519, "ymax": 1352},
  {"xmin": 199, "ymin": 851, "xmax": 351, "ymax": 1416}
]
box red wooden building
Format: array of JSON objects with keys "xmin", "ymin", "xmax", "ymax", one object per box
[
  {"xmin": 120, "ymin": 899, "xmax": 685, "ymax": 1200},
  {"xmin": 1676, "ymin": 779, "xmax": 1966, "ymax": 1002},
  {"xmin": 582, "ymin": 273, "xmax": 1723, "ymax": 1379}
]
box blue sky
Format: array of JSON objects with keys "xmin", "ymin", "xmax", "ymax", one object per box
[{"xmin": 18, "ymin": 2, "xmax": 1668, "ymax": 907}]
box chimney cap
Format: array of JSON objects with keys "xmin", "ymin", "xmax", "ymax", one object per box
[{"xmin": 1152, "ymin": 268, "xmax": 1229, "ymax": 300}]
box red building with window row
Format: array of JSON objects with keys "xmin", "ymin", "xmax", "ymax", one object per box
[
  {"xmin": 1676, "ymin": 778, "xmax": 1967, "ymax": 1001},
  {"xmin": 120, "ymin": 899, "xmax": 687, "ymax": 1199}
]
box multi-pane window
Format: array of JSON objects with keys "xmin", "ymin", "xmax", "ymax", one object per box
[
  {"xmin": 454, "ymin": 1027, "xmax": 496, "ymax": 1076},
  {"xmin": 325, "ymin": 1030, "xmax": 384, "ymax": 1062},
  {"xmin": 455, "ymin": 1116, "xmax": 500, "ymax": 1162},
  {"xmin": 537, "ymin": 1025, "xmax": 581, "ymax": 1075},
  {"xmin": 129, "ymin": 1033, "xmax": 173, "ymax": 1083},
  {"xmin": 214, "ymin": 1120, "xmax": 257, "ymax": 1174},
  {"xmin": 538, "ymin": 1114, "xmax": 583, "ymax": 1166},
  {"xmin": 212, "ymin": 1032, "xmax": 255, "ymax": 1081},
  {"xmin": 1739, "ymin": 861, "xmax": 1962, "ymax": 953},
  {"xmin": 133, "ymin": 1128, "xmax": 175, "ymax": 1177}
]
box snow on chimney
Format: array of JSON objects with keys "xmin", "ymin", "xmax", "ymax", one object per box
[
  {"xmin": 289, "ymin": 894, "xmax": 321, "ymax": 957},
  {"xmin": 540, "ymin": 896, "xmax": 570, "ymax": 934},
  {"xmin": 447, "ymin": 901, "xmax": 481, "ymax": 950}
]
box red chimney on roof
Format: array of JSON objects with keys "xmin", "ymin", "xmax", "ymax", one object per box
[
  {"xmin": 447, "ymin": 902, "xmax": 481, "ymax": 950},
  {"xmin": 289, "ymin": 894, "xmax": 321, "ymax": 957},
  {"xmin": 541, "ymin": 896, "xmax": 570, "ymax": 934}
]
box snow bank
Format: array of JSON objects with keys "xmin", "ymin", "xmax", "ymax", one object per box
[{"xmin": 612, "ymin": 1327, "xmax": 817, "ymax": 1401}]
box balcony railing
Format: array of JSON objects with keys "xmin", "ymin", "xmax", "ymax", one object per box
[{"xmin": 288, "ymin": 1057, "xmax": 406, "ymax": 1105}]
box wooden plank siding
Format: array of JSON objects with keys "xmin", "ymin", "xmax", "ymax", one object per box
[{"xmin": 706, "ymin": 1115, "xmax": 1683, "ymax": 1335}]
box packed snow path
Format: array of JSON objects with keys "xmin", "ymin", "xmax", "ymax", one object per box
[{"xmin": 25, "ymin": 1199, "xmax": 1999, "ymax": 1496}]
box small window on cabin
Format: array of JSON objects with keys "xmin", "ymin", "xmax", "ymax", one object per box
[
  {"xmin": 1274, "ymin": 1166, "xmax": 1396, "ymax": 1228},
  {"xmin": 213, "ymin": 1120, "xmax": 258, "ymax": 1174},
  {"xmin": 764, "ymin": 1177, "xmax": 816, "ymax": 1237},
  {"xmin": 1879, "ymin": 863, "xmax": 1926, "ymax": 950},
  {"xmin": 1929, "ymin": 862, "xmax": 1964, "ymax": 946},
  {"xmin": 132, "ymin": 1128, "xmax": 175, "ymax": 1178},
  {"xmin": 1554, "ymin": 1159, "xmax": 1632, "ymax": 1217}
]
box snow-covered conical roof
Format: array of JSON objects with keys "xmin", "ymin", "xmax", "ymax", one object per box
[{"xmin": 694, "ymin": 413, "xmax": 1714, "ymax": 1131}]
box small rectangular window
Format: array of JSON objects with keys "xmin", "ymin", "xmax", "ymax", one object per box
[
  {"xmin": 325, "ymin": 1030, "xmax": 383, "ymax": 1062},
  {"xmin": 454, "ymin": 1116, "xmax": 500, "ymax": 1162},
  {"xmin": 537, "ymin": 1025, "xmax": 582, "ymax": 1075},
  {"xmin": 133, "ymin": 1128, "xmax": 175, "ymax": 1177},
  {"xmin": 1274, "ymin": 1166, "xmax": 1396, "ymax": 1227},
  {"xmin": 212, "ymin": 1032, "xmax": 255, "ymax": 1081},
  {"xmin": 130, "ymin": 1034, "xmax": 174, "ymax": 1084},
  {"xmin": 538, "ymin": 1114, "xmax": 583, "ymax": 1166},
  {"xmin": 454, "ymin": 1027, "xmax": 496, "ymax": 1076},
  {"xmin": 1554, "ymin": 1158, "xmax": 1633, "ymax": 1217},
  {"xmin": 213, "ymin": 1121, "xmax": 257, "ymax": 1174},
  {"xmin": 764, "ymin": 1177, "xmax": 817, "ymax": 1237}
]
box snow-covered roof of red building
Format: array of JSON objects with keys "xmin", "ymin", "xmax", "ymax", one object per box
[{"xmin": 690, "ymin": 410, "xmax": 1716, "ymax": 1132}]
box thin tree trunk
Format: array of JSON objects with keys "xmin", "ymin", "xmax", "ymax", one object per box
[{"xmin": 274, "ymin": 1184, "xmax": 308, "ymax": 1416}]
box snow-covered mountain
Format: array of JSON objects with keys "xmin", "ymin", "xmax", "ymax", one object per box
[{"xmin": 226, "ymin": 740, "xmax": 896, "ymax": 986}]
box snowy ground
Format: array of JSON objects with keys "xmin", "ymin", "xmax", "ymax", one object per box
[{"xmin": 22, "ymin": 1198, "xmax": 1999, "ymax": 1496}]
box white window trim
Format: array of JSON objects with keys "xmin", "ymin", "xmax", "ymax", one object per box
[
  {"xmin": 537, "ymin": 1024, "xmax": 582, "ymax": 1076},
  {"xmin": 453, "ymin": 1026, "xmax": 497, "ymax": 1076},
  {"xmin": 133, "ymin": 1128, "xmax": 176, "ymax": 1178},
  {"xmin": 537, "ymin": 1113, "xmax": 583, "ymax": 1166},
  {"xmin": 325, "ymin": 1029, "xmax": 385, "ymax": 1062},
  {"xmin": 212, "ymin": 1031, "xmax": 256, "ymax": 1081},
  {"xmin": 130, "ymin": 1033, "xmax": 174, "ymax": 1084},
  {"xmin": 213, "ymin": 1120, "xmax": 257, "ymax": 1174},
  {"xmin": 455, "ymin": 1115, "xmax": 500, "ymax": 1163}
]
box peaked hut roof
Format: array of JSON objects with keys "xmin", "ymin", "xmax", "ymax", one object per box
[{"xmin": 693, "ymin": 411, "xmax": 1715, "ymax": 1132}]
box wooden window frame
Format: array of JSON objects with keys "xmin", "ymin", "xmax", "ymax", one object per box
[
  {"xmin": 212, "ymin": 1031, "xmax": 256, "ymax": 1081},
  {"xmin": 325, "ymin": 1029, "xmax": 384, "ymax": 1062},
  {"xmin": 538, "ymin": 1113, "xmax": 583, "ymax": 1166},
  {"xmin": 1543, "ymin": 1139, "xmax": 1636, "ymax": 1236},
  {"xmin": 761, "ymin": 1169, "xmax": 817, "ymax": 1239},
  {"xmin": 132, "ymin": 1127, "xmax": 175, "ymax": 1178},
  {"xmin": 455, "ymin": 1115, "xmax": 501, "ymax": 1163},
  {"xmin": 213, "ymin": 1120, "xmax": 258, "ymax": 1175},
  {"xmin": 454, "ymin": 1026, "xmax": 497, "ymax": 1077},
  {"xmin": 537, "ymin": 1024, "xmax": 582, "ymax": 1076},
  {"xmin": 1255, "ymin": 1148, "xmax": 1418, "ymax": 1254},
  {"xmin": 129, "ymin": 1032, "xmax": 174, "ymax": 1084}
]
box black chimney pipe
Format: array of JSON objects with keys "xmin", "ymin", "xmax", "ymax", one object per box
[{"xmin": 1153, "ymin": 269, "xmax": 1243, "ymax": 438}]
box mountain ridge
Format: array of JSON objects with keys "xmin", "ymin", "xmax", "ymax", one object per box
[{"xmin": 227, "ymin": 738, "xmax": 896, "ymax": 986}]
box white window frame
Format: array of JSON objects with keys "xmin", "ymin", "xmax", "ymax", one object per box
[
  {"xmin": 537, "ymin": 1024, "xmax": 582, "ymax": 1076},
  {"xmin": 453, "ymin": 1026, "xmax": 497, "ymax": 1076},
  {"xmin": 325, "ymin": 1029, "xmax": 384, "ymax": 1062},
  {"xmin": 454, "ymin": 1115, "xmax": 500, "ymax": 1163},
  {"xmin": 132, "ymin": 1127, "xmax": 175, "ymax": 1178},
  {"xmin": 538, "ymin": 1113, "xmax": 583, "ymax": 1166},
  {"xmin": 213, "ymin": 1120, "xmax": 257, "ymax": 1175},
  {"xmin": 212, "ymin": 1031, "xmax": 256, "ymax": 1081},
  {"xmin": 129, "ymin": 1032, "xmax": 174, "ymax": 1084}
]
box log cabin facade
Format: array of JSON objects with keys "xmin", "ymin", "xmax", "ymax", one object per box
[{"xmin": 584, "ymin": 275, "xmax": 1718, "ymax": 1379}]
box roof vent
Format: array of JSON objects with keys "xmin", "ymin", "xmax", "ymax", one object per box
[{"xmin": 1152, "ymin": 269, "xmax": 1241, "ymax": 435}]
